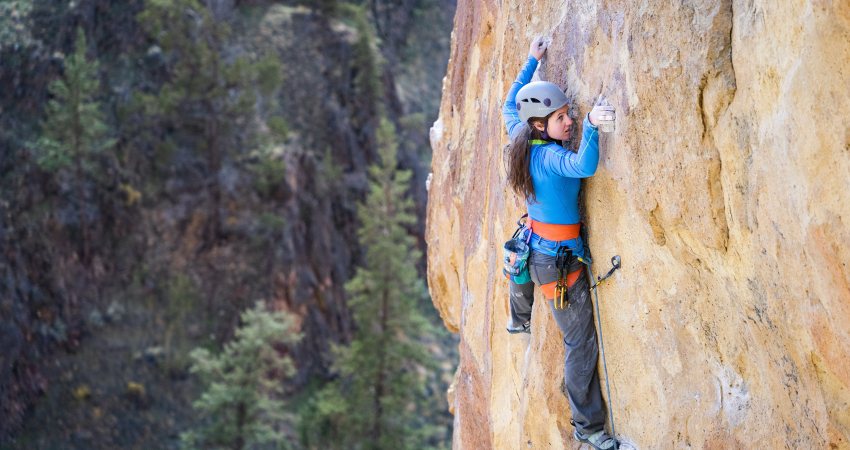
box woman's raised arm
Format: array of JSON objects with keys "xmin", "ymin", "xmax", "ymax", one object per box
[{"xmin": 503, "ymin": 37, "xmax": 547, "ymax": 140}]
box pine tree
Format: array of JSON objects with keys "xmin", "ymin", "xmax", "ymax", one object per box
[
  {"xmin": 34, "ymin": 27, "xmax": 114, "ymax": 261},
  {"xmin": 181, "ymin": 301, "xmax": 301, "ymax": 450},
  {"xmin": 300, "ymin": 119, "xmax": 436, "ymax": 450},
  {"xmin": 35, "ymin": 28, "xmax": 112, "ymax": 172},
  {"xmin": 344, "ymin": 3, "xmax": 382, "ymax": 155}
]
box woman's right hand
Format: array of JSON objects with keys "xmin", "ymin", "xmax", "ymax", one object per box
[{"xmin": 529, "ymin": 36, "xmax": 548, "ymax": 61}]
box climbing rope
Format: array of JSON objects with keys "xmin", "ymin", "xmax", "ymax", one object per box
[{"xmin": 586, "ymin": 254, "xmax": 621, "ymax": 441}]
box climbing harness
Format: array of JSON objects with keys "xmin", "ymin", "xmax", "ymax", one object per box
[
  {"xmin": 524, "ymin": 217, "xmax": 586, "ymax": 308},
  {"xmin": 586, "ymin": 253, "xmax": 622, "ymax": 442}
]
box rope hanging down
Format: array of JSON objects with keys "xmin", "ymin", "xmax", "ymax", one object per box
[{"xmin": 586, "ymin": 254, "xmax": 621, "ymax": 441}]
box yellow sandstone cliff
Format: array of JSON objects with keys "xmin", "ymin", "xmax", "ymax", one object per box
[{"xmin": 426, "ymin": 1, "xmax": 850, "ymax": 448}]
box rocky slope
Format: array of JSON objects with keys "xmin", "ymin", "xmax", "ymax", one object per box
[{"xmin": 426, "ymin": 1, "xmax": 850, "ymax": 448}]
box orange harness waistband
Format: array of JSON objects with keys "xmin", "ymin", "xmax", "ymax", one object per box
[
  {"xmin": 527, "ymin": 218, "xmax": 584, "ymax": 297},
  {"xmin": 527, "ymin": 219, "xmax": 580, "ymax": 241}
]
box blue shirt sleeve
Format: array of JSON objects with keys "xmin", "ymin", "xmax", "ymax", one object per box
[
  {"xmin": 503, "ymin": 55, "xmax": 539, "ymax": 140},
  {"xmin": 540, "ymin": 115, "xmax": 599, "ymax": 178}
]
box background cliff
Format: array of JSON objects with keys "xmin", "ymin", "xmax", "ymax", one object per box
[
  {"xmin": 0, "ymin": 0, "xmax": 456, "ymax": 447},
  {"xmin": 426, "ymin": 1, "xmax": 850, "ymax": 448}
]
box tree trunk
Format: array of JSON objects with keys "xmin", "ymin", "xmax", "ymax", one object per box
[
  {"xmin": 234, "ymin": 400, "xmax": 246, "ymax": 450},
  {"xmin": 72, "ymin": 84, "xmax": 90, "ymax": 266},
  {"xmin": 205, "ymin": 112, "xmax": 223, "ymax": 246},
  {"xmin": 371, "ymin": 284, "xmax": 390, "ymax": 444}
]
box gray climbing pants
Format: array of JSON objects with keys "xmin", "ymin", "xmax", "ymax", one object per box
[{"xmin": 508, "ymin": 250, "xmax": 606, "ymax": 435}]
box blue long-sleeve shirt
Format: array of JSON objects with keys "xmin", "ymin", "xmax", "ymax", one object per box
[{"xmin": 502, "ymin": 56, "xmax": 600, "ymax": 225}]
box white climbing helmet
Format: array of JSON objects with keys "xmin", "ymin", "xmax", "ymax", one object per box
[{"xmin": 516, "ymin": 81, "xmax": 568, "ymax": 123}]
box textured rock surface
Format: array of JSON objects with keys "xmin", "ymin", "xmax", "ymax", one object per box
[{"xmin": 426, "ymin": 1, "xmax": 850, "ymax": 448}]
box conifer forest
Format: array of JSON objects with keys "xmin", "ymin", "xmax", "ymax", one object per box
[{"xmin": 0, "ymin": 1, "xmax": 457, "ymax": 448}]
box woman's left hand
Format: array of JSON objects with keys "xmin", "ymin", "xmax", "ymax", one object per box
[{"xmin": 589, "ymin": 97, "xmax": 616, "ymax": 127}]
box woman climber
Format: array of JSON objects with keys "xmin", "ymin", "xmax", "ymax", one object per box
[{"xmin": 502, "ymin": 36, "xmax": 618, "ymax": 450}]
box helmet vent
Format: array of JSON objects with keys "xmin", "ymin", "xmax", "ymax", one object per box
[{"xmin": 530, "ymin": 98, "xmax": 540, "ymax": 103}]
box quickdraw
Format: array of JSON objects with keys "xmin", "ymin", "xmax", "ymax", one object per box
[
  {"xmin": 590, "ymin": 255, "xmax": 621, "ymax": 290},
  {"xmin": 553, "ymin": 247, "xmax": 573, "ymax": 309}
]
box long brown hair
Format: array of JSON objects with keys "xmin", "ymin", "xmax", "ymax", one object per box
[{"xmin": 507, "ymin": 118, "xmax": 546, "ymax": 202}]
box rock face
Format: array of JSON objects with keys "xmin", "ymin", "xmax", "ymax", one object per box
[{"xmin": 426, "ymin": 1, "xmax": 850, "ymax": 448}]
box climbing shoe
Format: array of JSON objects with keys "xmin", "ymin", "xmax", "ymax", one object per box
[
  {"xmin": 574, "ymin": 429, "xmax": 618, "ymax": 450},
  {"xmin": 506, "ymin": 319, "xmax": 530, "ymax": 334}
]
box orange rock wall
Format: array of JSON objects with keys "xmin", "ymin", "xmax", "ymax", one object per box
[{"xmin": 426, "ymin": 1, "xmax": 850, "ymax": 448}]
